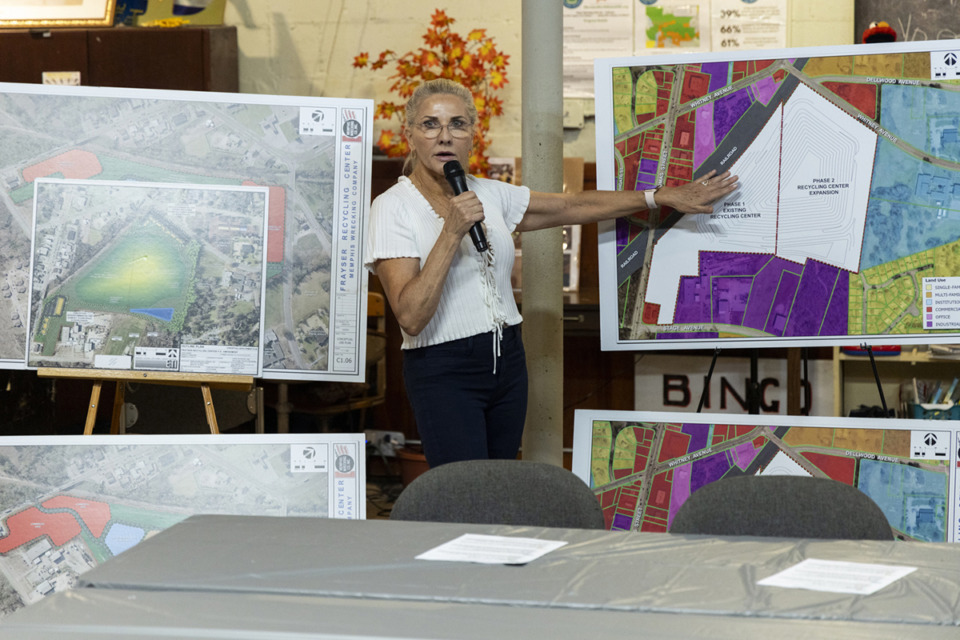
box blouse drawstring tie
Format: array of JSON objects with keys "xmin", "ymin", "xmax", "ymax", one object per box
[{"xmin": 478, "ymin": 239, "xmax": 506, "ymax": 374}]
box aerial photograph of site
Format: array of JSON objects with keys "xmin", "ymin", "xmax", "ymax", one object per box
[
  {"xmin": 0, "ymin": 439, "xmax": 332, "ymax": 616},
  {"xmin": 0, "ymin": 85, "xmax": 365, "ymax": 377},
  {"xmin": 28, "ymin": 180, "xmax": 267, "ymax": 374}
]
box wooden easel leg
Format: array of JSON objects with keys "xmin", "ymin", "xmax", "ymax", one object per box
[
  {"xmin": 110, "ymin": 381, "xmax": 126, "ymax": 434},
  {"xmin": 85, "ymin": 380, "xmax": 103, "ymax": 436},
  {"xmin": 201, "ymin": 383, "xmax": 220, "ymax": 434},
  {"xmin": 250, "ymin": 386, "xmax": 265, "ymax": 434}
]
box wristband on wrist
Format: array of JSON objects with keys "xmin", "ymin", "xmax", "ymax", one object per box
[{"xmin": 644, "ymin": 186, "xmax": 661, "ymax": 210}]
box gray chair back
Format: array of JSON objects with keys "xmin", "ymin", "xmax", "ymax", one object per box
[
  {"xmin": 669, "ymin": 475, "xmax": 893, "ymax": 540},
  {"xmin": 390, "ymin": 459, "xmax": 605, "ymax": 529}
]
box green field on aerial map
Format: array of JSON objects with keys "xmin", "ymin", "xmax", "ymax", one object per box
[{"xmin": 72, "ymin": 223, "xmax": 193, "ymax": 312}]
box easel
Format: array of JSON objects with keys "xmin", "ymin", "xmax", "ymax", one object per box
[
  {"xmin": 268, "ymin": 292, "xmax": 388, "ymax": 434},
  {"xmin": 859, "ymin": 342, "xmax": 891, "ymax": 417},
  {"xmin": 696, "ymin": 347, "xmax": 810, "ymax": 416},
  {"xmin": 38, "ymin": 368, "xmax": 256, "ymax": 435}
]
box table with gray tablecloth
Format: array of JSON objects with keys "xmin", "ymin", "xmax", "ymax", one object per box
[
  {"xmin": 1, "ymin": 588, "xmax": 958, "ymax": 640},
  {"xmin": 0, "ymin": 514, "xmax": 957, "ymax": 638}
]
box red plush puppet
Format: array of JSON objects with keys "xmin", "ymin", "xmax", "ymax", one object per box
[{"xmin": 862, "ymin": 21, "xmax": 897, "ymax": 44}]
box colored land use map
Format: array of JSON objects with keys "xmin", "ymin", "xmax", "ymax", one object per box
[
  {"xmin": 644, "ymin": 4, "xmax": 700, "ymax": 51},
  {"xmin": 572, "ymin": 411, "xmax": 956, "ymax": 541},
  {"xmin": 0, "ymin": 83, "xmax": 370, "ymax": 380},
  {"xmin": 0, "ymin": 435, "xmax": 363, "ymax": 617},
  {"xmin": 597, "ymin": 41, "xmax": 960, "ymax": 349}
]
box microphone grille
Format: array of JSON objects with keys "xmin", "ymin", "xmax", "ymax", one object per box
[{"xmin": 443, "ymin": 160, "xmax": 464, "ymax": 177}]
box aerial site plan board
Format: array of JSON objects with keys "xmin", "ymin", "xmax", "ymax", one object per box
[
  {"xmin": 28, "ymin": 179, "xmax": 269, "ymax": 375},
  {"xmin": 595, "ymin": 39, "xmax": 960, "ymax": 350},
  {"xmin": 0, "ymin": 82, "xmax": 372, "ymax": 380},
  {"xmin": 0, "ymin": 433, "xmax": 365, "ymax": 617},
  {"xmin": 572, "ymin": 410, "xmax": 958, "ymax": 542}
]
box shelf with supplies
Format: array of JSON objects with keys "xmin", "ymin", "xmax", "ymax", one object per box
[{"xmin": 832, "ymin": 345, "xmax": 960, "ymax": 418}]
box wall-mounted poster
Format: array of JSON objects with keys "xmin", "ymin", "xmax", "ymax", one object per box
[
  {"xmin": 562, "ymin": 0, "xmax": 789, "ymax": 97},
  {"xmin": 0, "ymin": 83, "xmax": 372, "ymax": 381},
  {"xmin": 595, "ymin": 39, "xmax": 960, "ymax": 350},
  {"xmin": 711, "ymin": 0, "xmax": 786, "ymax": 52},
  {"xmin": 638, "ymin": 0, "xmax": 709, "ymax": 54},
  {"xmin": 0, "ymin": 0, "xmax": 116, "ymax": 28},
  {"xmin": 0, "ymin": 433, "xmax": 364, "ymax": 617},
  {"xmin": 572, "ymin": 410, "xmax": 957, "ymax": 542}
]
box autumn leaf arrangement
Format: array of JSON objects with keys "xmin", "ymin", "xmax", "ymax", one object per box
[{"xmin": 353, "ymin": 9, "xmax": 510, "ymax": 176}]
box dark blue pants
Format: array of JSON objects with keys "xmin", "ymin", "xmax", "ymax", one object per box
[{"xmin": 402, "ymin": 324, "xmax": 528, "ymax": 468}]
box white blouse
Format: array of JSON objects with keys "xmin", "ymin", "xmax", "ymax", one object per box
[{"xmin": 364, "ymin": 175, "xmax": 530, "ymax": 349}]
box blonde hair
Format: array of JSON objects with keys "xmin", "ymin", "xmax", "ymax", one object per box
[{"xmin": 402, "ymin": 79, "xmax": 477, "ymax": 176}]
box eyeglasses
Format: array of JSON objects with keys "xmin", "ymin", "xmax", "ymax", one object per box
[{"xmin": 415, "ymin": 120, "xmax": 474, "ymax": 139}]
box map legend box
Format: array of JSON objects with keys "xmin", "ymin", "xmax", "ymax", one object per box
[
  {"xmin": 922, "ymin": 277, "xmax": 960, "ymax": 329},
  {"xmin": 931, "ymin": 50, "xmax": 960, "ymax": 80},
  {"xmin": 910, "ymin": 430, "xmax": 951, "ymax": 460}
]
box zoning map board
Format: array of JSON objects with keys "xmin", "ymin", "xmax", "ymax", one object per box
[
  {"xmin": 594, "ymin": 39, "xmax": 960, "ymax": 350},
  {"xmin": 0, "ymin": 82, "xmax": 372, "ymax": 380},
  {"xmin": 572, "ymin": 410, "xmax": 957, "ymax": 542},
  {"xmin": 0, "ymin": 433, "xmax": 364, "ymax": 617}
]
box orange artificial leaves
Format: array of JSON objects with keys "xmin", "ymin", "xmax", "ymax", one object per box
[{"xmin": 352, "ymin": 9, "xmax": 510, "ymax": 176}]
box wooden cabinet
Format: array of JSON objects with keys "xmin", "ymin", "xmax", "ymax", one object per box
[
  {"xmin": 0, "ymin": 30, "xmax": 87, "ymax": 83},
  {"xmin": 0, "ymin": 26, "xmax": 237, "ymax": 92}
]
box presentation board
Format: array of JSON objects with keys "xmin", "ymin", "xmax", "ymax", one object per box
[
  {"xmin": 0, "ymin": 433, "xmax": 364, "ymax": 617},
  {"xmin": 0, "ymin": 82, "xmax": 372, "ymax": 381},
  {"xmin": 27, "ymin": 180, "xmax": 269, "ymax": 375},
  {"xmin": 572, "ymin": 410, "xmax": 957, "ymax": 543},
  {"xmin": 595, "ymin": 39, "xmax": 960, "ymax": 350}
]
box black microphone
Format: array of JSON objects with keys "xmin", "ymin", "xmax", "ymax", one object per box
[{"xmin": 443, "ymin": 160, "xmax": 487, "ymax": 252}]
